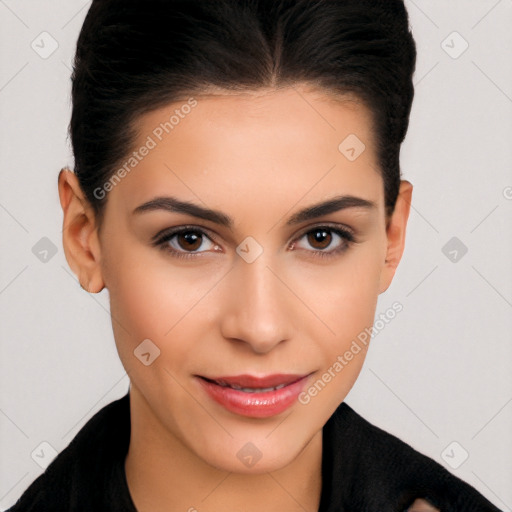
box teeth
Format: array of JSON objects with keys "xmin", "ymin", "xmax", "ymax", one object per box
[{"xmin": 216, "ymin": 381, "xmax": 287, "ymax": 392}]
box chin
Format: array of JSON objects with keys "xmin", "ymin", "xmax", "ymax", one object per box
[{"xmin": 194, "ymin": 434, "xmax": 307, "ymax": 475}]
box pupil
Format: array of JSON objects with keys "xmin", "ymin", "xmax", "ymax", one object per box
[
  {"xmin": 309, "ymin": 229, "xmax": 331, "ymax": 249},
  {"xmin": 179, "ymin": 231, "xmax": 201, "ymax": 251}
]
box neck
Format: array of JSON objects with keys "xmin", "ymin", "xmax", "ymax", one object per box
[{"xmin": 124, "ymin": 385, "xmax": 323, "ymax": 512}]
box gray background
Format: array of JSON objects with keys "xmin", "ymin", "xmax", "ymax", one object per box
[{"xmin": 1, "ymin": 0, "xmax": 511, "ymax": 509}]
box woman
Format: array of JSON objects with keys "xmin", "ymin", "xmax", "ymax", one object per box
[{"xmin": 6, "ymin": 0, "xmax": 503, "ymax": 510}]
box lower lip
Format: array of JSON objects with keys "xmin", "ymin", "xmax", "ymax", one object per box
[{"xmin": 196, "ymin": 375, "xmax": 310, "ymax": 418}]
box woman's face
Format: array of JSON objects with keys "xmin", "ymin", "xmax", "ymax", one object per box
[{"xmin": 65, "ymin": 86, "xmax": 411, "ymax": 473}]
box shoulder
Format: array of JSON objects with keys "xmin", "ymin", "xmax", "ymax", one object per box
[
  {"xmin": 322, "ymin": 402, "xmax": 503, "ymax": 512},
  {"xmin": 5, "ymin": 393, "xmax": 133, "ymax": 512}
]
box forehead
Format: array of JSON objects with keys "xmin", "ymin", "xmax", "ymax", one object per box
[{"xmin": 105, "ymin": 86, "xmax": 383, "ymax": 219}]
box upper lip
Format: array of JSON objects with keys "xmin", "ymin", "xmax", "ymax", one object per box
[{"xmin": 199, "ymin": 373, "xmax": 309, "ymax": 388}]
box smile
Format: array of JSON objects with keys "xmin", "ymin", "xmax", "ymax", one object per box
[{"xmin": 196, "ymin": 373, "xmax": 312, "ymax": 418}]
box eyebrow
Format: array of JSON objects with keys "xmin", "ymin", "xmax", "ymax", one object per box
[{"xmin": 132, "ymin": 194, "xmax": 376, "ymax": 228}]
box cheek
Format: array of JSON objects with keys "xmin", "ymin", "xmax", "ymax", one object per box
[
  {"xmin": 105, "ymin": 254, "xmax": 192, "ymax": 365},
  {"xmin": 293, "ymin": 244, "xmax": 385, "ymax": 402},
  {"xmin": 295, "ymin": 244, "xmax": 385, "ymax": 337}
]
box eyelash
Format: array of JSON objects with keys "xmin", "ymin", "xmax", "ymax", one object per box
[{"xmin": 153, "ymin": 224, "xmax": 356, "ymax": 261}]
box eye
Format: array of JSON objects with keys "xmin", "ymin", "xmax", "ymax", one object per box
[
  {"xmin": 154, "ymin": 226, "xmax": 221, "ymax": 259},
  {"xmin": 153, "ymin": 224, "xmax": 356, "ymax": 260},
  {"xmin": 290, "ymin": 225, "xmax": 355, "ymax": 258}
]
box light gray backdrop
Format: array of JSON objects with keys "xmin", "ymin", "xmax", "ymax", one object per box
[{"xmin": 1, "ymin": 0, "xmax": 511, "ymax": 509}]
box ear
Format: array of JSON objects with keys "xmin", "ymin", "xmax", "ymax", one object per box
[
  {"xmin": 58, "ymin": 168, "xmax": 105, "ymax": 293},
  {"xmin": 378, "ymin": 180, "xmax": 413, "ymax": 294}
]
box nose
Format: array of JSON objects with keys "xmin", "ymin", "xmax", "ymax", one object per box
[{"xmin": 219, "ymin": 252, "xmax": 293, "ymax": 354}]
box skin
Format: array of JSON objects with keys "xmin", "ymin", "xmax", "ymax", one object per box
[{"xmin": 57, "ymin": 84, "xmax": 421, "ymax": 511}]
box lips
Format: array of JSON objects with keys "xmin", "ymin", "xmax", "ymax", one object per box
[
  {"xmin": 196, "ymin": 373, "xmax": 312, "ymax": 418},
  {"xmin": 202, "ymin": 373, "xmax": 306, "ymax": 390}
]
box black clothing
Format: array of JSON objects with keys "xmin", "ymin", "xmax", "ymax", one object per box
[{"xmin": 6, "ymin": 392, "xmax": 502, "ymax": 511}]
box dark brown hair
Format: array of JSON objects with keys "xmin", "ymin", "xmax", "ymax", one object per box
[{"xmin": 70, "ymin": 0, "xmax": 416, "ymax": 228}]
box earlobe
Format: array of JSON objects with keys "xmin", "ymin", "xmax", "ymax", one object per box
[
  {"xmin": 378, "ymin": 180, "xmax": 413, "ymax": 294},
  {"xmin": 58, "ymin": 168, "xmax": 105, "ymax": 293}
]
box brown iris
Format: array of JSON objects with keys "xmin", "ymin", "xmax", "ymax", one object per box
[
  {"xmin": 307, "ymin": 229, "xmax": 332, "ymax": 250},
  {"xmin": 177, "ymin": 231, "xmax": 203, "ymax": 251}
]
